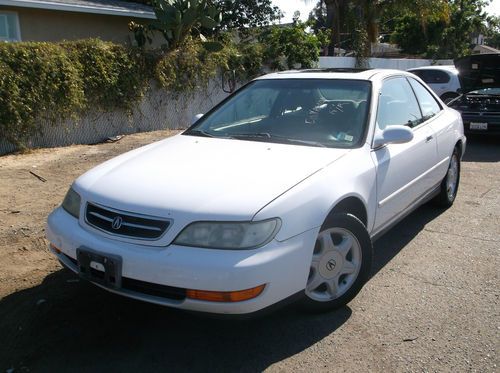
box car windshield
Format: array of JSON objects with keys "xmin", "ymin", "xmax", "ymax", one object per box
[{"xmin": 184, "ymin": 79, "xmax": 372, "ymax": 148}]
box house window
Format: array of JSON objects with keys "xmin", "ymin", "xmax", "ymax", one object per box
[{"xmin": 0, "ymin": 12, "xmax": 21, "ymax": 42}]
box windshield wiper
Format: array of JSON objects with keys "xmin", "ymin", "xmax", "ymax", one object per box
[
  {"xmin": 231, "ymin": 132, "xmax": 327, "ymax": 148},
  {"xmin": 230, "ymin": 132, "xmax": 272, "ymax": 140},
  {"xmin": 183, "ymin": 129, "xmax": 217, "ymax": 138}
]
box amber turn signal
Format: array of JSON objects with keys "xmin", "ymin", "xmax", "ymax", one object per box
[{"xmin": 186, "ymin": 284, "xmax": 266, "ymax": 302}]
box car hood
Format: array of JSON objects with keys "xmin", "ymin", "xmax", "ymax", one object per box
[
  {"xmin": 75, "ymin": 134, "xmax": 350, "ymax": 221},
  {"xmin": 454, "ymin": 53, "xmax": 500, "ymax": 93}
]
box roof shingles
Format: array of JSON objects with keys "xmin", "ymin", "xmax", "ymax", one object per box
[{"xmin": 0, "ymin": 0, "xmax": 155, "ymax": 18}]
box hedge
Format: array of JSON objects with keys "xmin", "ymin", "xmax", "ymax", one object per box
[{"xmin": 0, "ymin": 40, "xmax": 151, "ymax": 148}]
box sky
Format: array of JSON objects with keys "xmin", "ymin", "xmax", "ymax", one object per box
[
  {"xmin": 272, "ymin": 0, "xmax": 500, "ymax": 24},
  {"xmin": 272, "ymin": 0, "xmax": 315, "ymax": 23}
]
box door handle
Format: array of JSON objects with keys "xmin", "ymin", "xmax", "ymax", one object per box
[{"xmin": 426, "ymin": 135, "xmax": 433, "ymax": 142}]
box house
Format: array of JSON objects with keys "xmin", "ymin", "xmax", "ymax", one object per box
[
  {"xmin": 0, "ymin": 0, "xmax": 156, "ymax": 45},
  {"xmin": 473, "ymin": 44, "xmax": 500, "ymax": 54}
]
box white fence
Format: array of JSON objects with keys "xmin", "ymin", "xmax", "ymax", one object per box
[
  {"xmin": 0, "ymin": 79, "xmax": 231, "ymax": 155},
  {"xmin": 319, "ymin": 57, "xmax": 454, "ymax": 70}
]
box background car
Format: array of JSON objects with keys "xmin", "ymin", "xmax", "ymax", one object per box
[
  {"xmin": 408, "ymin": 65, "xmax": 462, "ymax": 103},
  {"xmin": 448, "ymin": 53, "xmax": 500, "ymax": 135}
]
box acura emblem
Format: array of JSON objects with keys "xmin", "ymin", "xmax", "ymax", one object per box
[
  {"xmin": 326, "ymin": 259, "xmax": 336, "ymax": 271},
  {"xmin": 112, "ymin": 216, "xmax": 123, "ymax": 230}
]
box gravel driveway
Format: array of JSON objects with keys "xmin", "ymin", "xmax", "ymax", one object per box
[{"xmin": 0, "ymin": 132, "xmax": 498, "ymax": 372}]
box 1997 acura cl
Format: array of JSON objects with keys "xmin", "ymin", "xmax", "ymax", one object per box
[{"xmin": 47, "ymin": 69, "xmax": 465, "ymax": 315}]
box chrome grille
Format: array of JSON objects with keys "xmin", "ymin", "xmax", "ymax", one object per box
[{"xmin": 85, "ymin": 203, "xmax": 170, "ymax": 240}]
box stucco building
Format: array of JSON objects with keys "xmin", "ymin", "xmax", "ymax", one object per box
[{"xmin": 0, "ymin": 0, "xmax": 155, "ymax": 45}]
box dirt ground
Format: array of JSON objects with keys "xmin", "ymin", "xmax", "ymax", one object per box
[{"xmin": 0, "ymin": 131, "xmax": 498, "ymax": 372}]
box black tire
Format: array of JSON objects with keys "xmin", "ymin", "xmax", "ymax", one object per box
[
  {"xmin": 433, "ymin": 146, "xmax": 461, "ymax": 207},
  {"xmin": 440, "ymin": 92, "xmax": 459, "ymax": 105},
  {"xmin": 300, "ymin": 213, "xmax": 373, "ymax": 312}
]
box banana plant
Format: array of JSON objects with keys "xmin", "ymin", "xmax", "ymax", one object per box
[{"xmin": 148, "ymin": 0, "xmax": 223, "ymax": 51}]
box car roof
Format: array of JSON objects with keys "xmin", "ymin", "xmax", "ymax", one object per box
[
  {"xmin": 407, "ymin": 65, "xmax": 458, "ymax": 73},
  {"xmin": 255, "ymin": 68, "xmax": 413, "ymax": 83}
]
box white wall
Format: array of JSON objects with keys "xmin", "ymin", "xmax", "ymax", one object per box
[
  {"xmin": 0, "ymin": 79, "xmax": 231, "ymax": 155},
  {"xmin": 319, "ymin": 57, "xmax": 454, "ymax": 70}
]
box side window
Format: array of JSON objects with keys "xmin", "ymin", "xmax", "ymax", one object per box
[
  {"xmin": 408, "ymin": 78, "xmax": 441, "ymax": 121},
  {"xmin": 429, "ymin": 70, "xmax": 450, "ymax": 84},
  {"xmin": 409, "ymin": 70, "xmax": 427, "ymax": 81},
  {"xmin": 0, "ymin": 12, "xmax": 21, "ymax": 42},
  {"xmin": 377, "ymin": 77, "xmax": 422, "ymax": 130},
  {"xmin": 410, "ymin": 69, "xmax": 450, "ymax": 84}
]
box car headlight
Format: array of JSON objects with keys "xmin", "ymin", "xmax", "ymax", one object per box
[
  {"xmin": 62, "ymin": 187, "xmax": 81, "ymax": 219},
  {"xmin": 174, "ymin": 219, "xmax": 281, "ymax": 250}
]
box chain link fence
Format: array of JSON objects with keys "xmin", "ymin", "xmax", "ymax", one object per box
[{"xmin": 0, "ymin": 78, "xmax": 231, "ymax": 155}]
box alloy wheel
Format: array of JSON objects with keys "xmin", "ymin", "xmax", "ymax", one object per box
[{"xmin": 306, "ymin": 227, "xmax": 362, "ymax": 302}]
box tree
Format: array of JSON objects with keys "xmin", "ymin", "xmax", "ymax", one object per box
[
  {"xmin": 307, "ymin": 0, "xmax": 452, "ymax": 54},
  {"xmin": 389, "ymin": 0, "xmax": 489, "ymax": 58},
  {"xmin": 209, "ymin": 0, "xmax": 282, "ymax": 33},
  {"xmin": 260, "ymin": 20, "xmax": 330, "ymax": 70},
  {"xmin": 307, "ymin": 0, "xmax": 353, "ymax": 56},
  {"xmin": 390, "ymin": 13, "xmax": 447, "ymax": 55},
  {"xmin": 484, "ymin": 16, "xmax": 500, "ymax": 48},
  {"xmin": 436, "ymin": 0, "xmax": 490, "ymax": 58}
]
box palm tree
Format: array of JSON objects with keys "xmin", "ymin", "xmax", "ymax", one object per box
[{"xmin": 305, "ymin": 0, "xmax": 349, "ymax": 55}]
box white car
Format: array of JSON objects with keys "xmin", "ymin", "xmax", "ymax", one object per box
[
  {"xmin": 407, "ymin": 65, "xmax": 462, "ymax": 103},
  {"xmin": 46, "ymin": 69, "xmax": 466, "ymax": 315}
]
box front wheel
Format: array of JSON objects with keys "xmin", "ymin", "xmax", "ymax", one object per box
[
  {"xmin": 433, "ymin": 147, "xmax": 460, "ymax": 207},
  {"xmin": 301, "ymin": 213, "xmax": 372, "ymax": 312}
]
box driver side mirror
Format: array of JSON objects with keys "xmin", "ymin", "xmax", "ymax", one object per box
[
  {"xmin": 191, "ymin": 113, "xmax": 204, "ymax": 125},
  {"xmin": 373, "ymin": 125, "xmax": 414, "ymax": 148}
]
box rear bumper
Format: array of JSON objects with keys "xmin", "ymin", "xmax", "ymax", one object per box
[
  {"xmin": 461, "ymin": 113, "xmax": 500, "ymax": 135},
  {"xmin": 46, "ymin": 207, "xmax": 318, "ymax": 314}
]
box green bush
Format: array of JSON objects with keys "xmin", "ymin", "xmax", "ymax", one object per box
[
  {"xmin": 0, "ymin": 42, "xmax": 85, "ymax": 147},
  {"xmin": 0, "ymin": 40, "xmax": 149, "ymax": 148},
  {"xmin": 155, "ymin": 37, "xmax": 227, "ymax": 92},
  {"xmin": 61, "ymin": 40, "xmax": 151, "ymax": 111}
]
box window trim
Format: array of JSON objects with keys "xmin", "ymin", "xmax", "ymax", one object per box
[
  {"xmin": 0, "ymin": 11, "xmax": 21, "ymax": 42},
  {"xmin": 406, "ymin": 76, "xmax": 444, "ymax": 129},
  {"xmin": 406, "ymin": 76, "xmax": 443, "ymax": 110}
]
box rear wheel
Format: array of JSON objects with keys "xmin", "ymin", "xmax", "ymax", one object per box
[
  {"xmin": 434, "ymin": 147, "xmax": 460, "ymax": 207},
  {"xmin": 301, "ymin": 213, "xmax": 372, "ymax": 312}
]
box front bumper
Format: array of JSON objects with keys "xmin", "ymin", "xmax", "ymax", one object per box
[{"xmin": 46, "ymin": 207, "xmax": 319, "ymax": 314}]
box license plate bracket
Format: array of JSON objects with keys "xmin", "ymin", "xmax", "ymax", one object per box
[
  {"xmin": 470, "ymin": 122, "xmax": 488, "ymax": 130},
  {"xmin": 76, "ymin": 247, "xmax": 122, "ymax": 289}
]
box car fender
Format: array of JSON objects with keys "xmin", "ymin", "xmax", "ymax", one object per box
[{"xmin": 253, "ymin": 144, "xmax": 377, "ymax": 242}]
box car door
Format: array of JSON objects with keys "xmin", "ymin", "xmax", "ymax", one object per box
[
  {"xmin": 371, "ymin": 77, "xmax": 438, "ymax": 233},
  {"xmin": 407, "ymin": 77, "xmax": 451, "ymax": 183}
]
